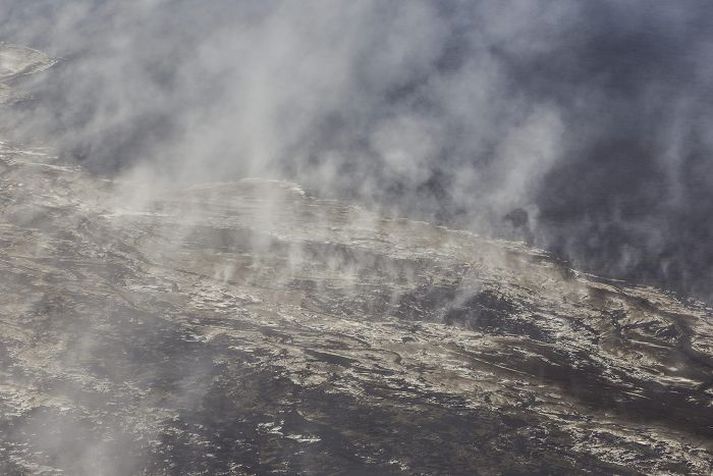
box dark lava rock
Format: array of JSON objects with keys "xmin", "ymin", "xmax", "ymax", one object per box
[{"xmin": 1, "ymin": 44, "xmax": 713, "ymax": 475}]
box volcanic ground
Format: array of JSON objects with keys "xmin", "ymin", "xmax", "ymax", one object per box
[{"xmin": 1, "ymin": 44, "xmax": 713, "ymax": 475}]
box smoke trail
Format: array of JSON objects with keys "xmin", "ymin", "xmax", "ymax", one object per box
[{"xmin": 2, "ymin": 0, "xmax": 713, "ymax": 299}]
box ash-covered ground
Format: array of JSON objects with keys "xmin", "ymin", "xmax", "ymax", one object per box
[{"xmin": 2, "ymin": 44, "xmax": 713, "ymax": 475}]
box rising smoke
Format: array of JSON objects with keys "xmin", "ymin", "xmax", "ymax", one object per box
[{"xmin": 2, "ymin": 0, "xmax": 713, "ymax": 300}]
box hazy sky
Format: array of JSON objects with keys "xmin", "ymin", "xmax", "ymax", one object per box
[{"xmin": 3, "ymin": 0, "xmax": 713, "ymax": 300}]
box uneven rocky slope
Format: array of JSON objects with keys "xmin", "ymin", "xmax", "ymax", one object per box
[
  {"xmin": 0, "ymin": 43, "xmax": 54, "ymax": 106},
  {"xmin": 1, "ymin": 44, "xmax": 713, "ymax": 475}
]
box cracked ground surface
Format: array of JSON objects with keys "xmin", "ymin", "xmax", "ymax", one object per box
[{"xmin": 1, "ymin": 44, "xmax": 713, "ymax": 475}]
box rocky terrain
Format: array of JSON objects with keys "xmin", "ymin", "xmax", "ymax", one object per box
[{"xmin": 1, "ymin": 44, "xmax": 713, "ymax": 475}]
